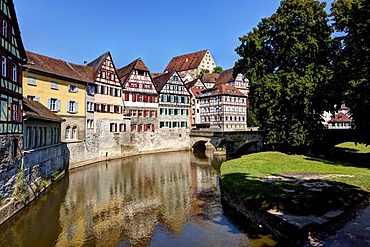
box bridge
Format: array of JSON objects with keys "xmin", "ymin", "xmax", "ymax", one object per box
[{"xmin": 190, "ymin": 128, "xmax": 264, "ymax": 155}]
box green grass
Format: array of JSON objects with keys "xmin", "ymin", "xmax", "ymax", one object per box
[
  {"xmin": 221, "ymin": 151, "xmax": 370, "ymax": 215},
  {"xmin": 335, "ymin": 142, "xmax": 370, "ymax": 153}
]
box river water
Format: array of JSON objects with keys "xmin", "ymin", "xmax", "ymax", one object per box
[{"xmin": 0, "ymin": 151, "xmax": 277, "ymax": 247}]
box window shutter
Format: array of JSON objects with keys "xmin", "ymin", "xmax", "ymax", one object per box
[
  {"xmin": 144, "ymin": 124, "xmax": 147, "ymax": 131},
  {"xmin": 17, "ymin": 105, "xmax": 21, "ymax": 122},
  {"xmin": 152, "ymin": 124, "xmax": 155, "ymax": 132},
  {"xmin": 17, "ymin": 65, "xmax": 22, "ymax": 84},
  {"xmin": 57, "ymin": 100, "xmax": 61, "ymax": 112},
  {"xmin": 155, "ymin": 111, "xmax": 158, "ymax": 117},
  {"xmin": 75, "ymin": 102, "xmax": 78, "ymax": 113},
  {"xmin": 143, "ymin": 110, "xmax": 146, "ymax": 117},
  {"xmin": 10, "ymin": 103, "xmax": 14, "ymax": 121},
  {"xmin": 48, "ymin": 98, "xmax": 51, "ymax": 109},
  {"xmin": 66, "ymin": 101, "xmax": 70, "ymax": 112},
  {"xmin": 132, "ymin": 94, "xmax": 136, "ymax": 102},
  {"xmin": 7, "ymin": 23, "xmax": 11, "ymax": 40},
  {"xmin": 149, "ymin": 111, "xmax": 152, "ymax": 117},
  {"xmin": 110, "ymin": 123, "xmax": 113, "ymax": 132},
  {"xmin": 124, "ymin": 93, "xmax": 129, "ymax": 101},
  {"xmin": 107, "ymin": 105, "xmax": 110, "ymax": 113},
  {"xmin": 7, "ymin": 58, "xmax": 11, "ymax": 80}
]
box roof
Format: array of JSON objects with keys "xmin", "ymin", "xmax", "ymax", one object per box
[
  {"xmin": 152, "ymin": 72, "xmax": 173, "ymax": 92},
  {"xmin": 87, "ymin": 51, "xmax": 110, "ymax": 80},
  {"xmin": 328, "ymin": 112, "xmax": 352, "ymax": 123},
  {"xmin": 190, "ymin": 87, "xmax": 204, "ymax": 98},
  {"xmin": 340, "ymin": 104, "xmax": 350, "ymax": 111},
  {"xmin": 164, "ymin": 50, "xmax": 208, "ymax": 72},
  {"xmin": 216, "ymin": 68, "xmax": 234, "ymax": 85},
  {"xmin": 117, "ymin": 58, "xmax": 150, "ymax": 84},
  {"xmin": 201, "ymin": 73, "xmax": 219, "ymax": 83},
  {"xmin": 23, "ymin": 98, "xmax": 65, "ymax": 123},
  {"xmin": 151, "ymin": 72, "xmax": 165, "ymax": 78},
  {"xmin": 25, "ymin": 51, "xmax": 93, "ymax": 83},
  {"xmin": 185, "ymin": 78, "xmax": 205, "ymax": 90},
  {"xmin": 7, "ymin": 0, "xmax": 27, "ymax": 63},
  {"xmin": 199, "ymin": 84, "xmax": 245, "ymax": 98}
]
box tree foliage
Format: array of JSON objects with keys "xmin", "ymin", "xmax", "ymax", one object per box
[
  {"xmin": 213, "ymin": 66, "xmax": 223, "ymax": 74},
  {"xmin": 331, "ymin": 0, "xmax": 370, "ymax": 144},
  {"xmin": 234, "ymin": 0, "xmax": 333, "ymax": 149}
]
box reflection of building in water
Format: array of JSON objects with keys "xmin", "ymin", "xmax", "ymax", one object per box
[{"xmin": 56, "ymin": 153, "xmax": 193, "ymax": 246}]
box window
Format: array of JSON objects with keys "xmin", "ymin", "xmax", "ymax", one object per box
[
  {"xmin": 68, "ymin": 85, "xmax": 78, "ymax": 93},
  {"xmin": 110, "ymin": 87, "xmax": 115, "ymax": 96},
  {"xmin": 10, "ymin": 103, "xmax": 21, "ymax": 122},
  {"xmin": 51, "ymin": 81, "xmax": 58, "ymax": 89},
  {"xmin": 87, "ymin": 119, "xmax": 94, "ymax": 129},
  {"xmin": 101, "ymin": 104, "xmax": 107, "ymax": 112},
  {"xmin": 48, "ymin": 98, "xmax": 60, "ymax": 112},
  {"xmin": 119, "ymin": 124, "xmax": 126, "ymax": 132},
  {"xmin": 87, "ymin": 84, "xmax": 95, "ymax": 95},
  {"xmin": 72, "ymin": 126, "xmax": 77, "ymax": 139},
  {"xmin": 2, "ymin": 56, "xmax": 6, "ymax": 77},
  {"xmin": 102, "ymin": 86, "xmax": 108, "ymax": 95},
  {"xmin": 67, "ymin": 101, "xmax": 78, "ymax": 113},
  {"xmin": 65, "ymin": 126, "xmax": 70, "ymax": 139},
  {"xmin": 12, "ymin": 63, "xmax": 17, "ymax": 82},
  {"xmin": 110, "ymin": 73, "xmax": 115, "ymax": 81},
  {"xmin": 96, "ymin": 85, "xmax": 101, "ymax": 94},
  {"xmin": 116, "ymin": 88, "xmax": 121, "ymax": 97},
  {"xmin": 131, "ymin": 110, "xmax": 137, "ymax": 117},
  {"xmin": 87, "ymin": 101, "xmax": 94, "ymax": 112},
  {"xmin": 101, "ymin": 71, "xmax": 106, "ymax": 79},
  {"xmin": 2, "ymin": 20, "xmax": 8, "ymax": 38},
  {"xmin": 110, "ymin": 123, "xmax": 117, "ymax": 132}
]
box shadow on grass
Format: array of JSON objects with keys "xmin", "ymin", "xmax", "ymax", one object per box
[
  {"xmin": 306, "ymin": 146, "xmax": 370, "ymax": 169},
  {"xmin": 221, "ymin": 172, "xmax": 369, "ymax": 216}
]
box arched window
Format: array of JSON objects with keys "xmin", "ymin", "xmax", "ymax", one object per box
[
  {"xmin": 72, "ymin": 126, "xmax": 77, "ymax": 139},
  {"xmin": 65, "ymin": 126, "xmax": 70, "ymax": 140}
]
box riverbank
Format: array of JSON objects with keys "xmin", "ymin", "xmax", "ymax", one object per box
[{"xmin": 220, "ymin": 151, "xmax": 370, "ymax": 246}]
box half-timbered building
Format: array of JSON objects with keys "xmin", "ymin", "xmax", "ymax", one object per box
[
  {"xmin": 87, "ymin": 52, "xmax": 123, "ymax": 134},
  {"xmin": 153, "ymin": 71, "xmax": 191, "ymax": 129},
  {"xmin": 0, "ymin": 0, "xmax": 27, "ymax": 204},
  {"xmin": 117, "ymin": 58, "xmax": 158, "ymax": 132},
  {"xmin": 216, "ymin": 68, "xmax": 249, "ymax": 97},
  {"xmin": 198, "ymin": 84, "xmax": 247, "ymax": 131},
  {"xmin": 185, "ymin": 78, "xmax": 206, "ymax": 127}
]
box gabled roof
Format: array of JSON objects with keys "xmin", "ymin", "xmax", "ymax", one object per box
[
  {"xmin": 200, "ymin": 84, "xmax": 245, "ymax": 97},
  {"xmin": 328, "ymin": 112, "xmax": 352, "ymax": 123},
  {"xmin": 151, "ymin": 72, "xmax": 165, "ymax": 78},
  {"xmin": 216, "ymin": 68, "xmax": 234, "ymax": 85},
  {"xmin": 152, "ymin": 72, "xmax": 173, "ymax": 92},
  {"xmin": 87, "ymin": 51, "xmax": 110, "ymax": 80},
  {"xmin": 190, "ymin": 87, "xmax": 204, "ymax": 99},
  {"xmin": 164, "ymin": 50, "xmax": 208, "ymax": 72},
  {"xmin": 23, "ymin": 98, "xmax": 64, "ymax": 123},
  {"xmin": 117, "ymin": 58, "xmax": 150, "ymax": 83},
  {"xmin": 201, "ymin": 73, "xmax": 219, "ymax": 83},
  {"xmin": 185, "ymin": 78, "xmax": 205, "ymax": 90},
  {"xmin": 7, "ymin": 0, "xmax": 27, "ymax": 63},
  {"xmin": 25, "ymin": 51, "xmax": 93, "ymax": 83}
]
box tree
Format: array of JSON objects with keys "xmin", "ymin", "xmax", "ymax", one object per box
[
  {"xmin": 213, "ymin": 66, "xmax": 223, "ymax": 74},
  {"xmin": 234, "ymin": 0, "xmax": 333, "ymax": 150},
  {"xmin": 198, "ymin": 69, "xmax": 210, "ymax": 79},
  {"xmin": 331, "ymin": 0, "xmax": 370, "ymax": 144}
]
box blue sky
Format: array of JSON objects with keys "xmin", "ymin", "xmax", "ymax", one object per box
[{"xmin": 14, "ymin": 0, "xmax": 333, "ymax": 72}]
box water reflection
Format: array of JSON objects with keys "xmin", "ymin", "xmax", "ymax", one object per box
[{"xmin": 0, "ymin": 151, "xmax": 277, "ymax": 247}]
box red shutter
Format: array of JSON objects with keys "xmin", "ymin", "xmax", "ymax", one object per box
[
  {"xmin": 124, "ymin": 124, "xmax": 126, "ymax": 132},
  {"xmin": 152, "ymin": 124, "xmax": 155, "ymax": 132},
  {"xmin": 124, "ymin": 93, "xmax": 129, "ymax": 101},
  {"xmin": 17, "ymin": 105, "xmax": 21, "ymax": 122},
  {"xmin": 18, "ymin": 65, "xmax": 22, "ymax": 84},
  {"xmin": 130, "ymin": 124, "xmax": 134, "ymax": 132},
  {"xmin": 132, "ymin": 94, "xmax": 136, "ymax": 102},
  {"xmin": 149, "ymin": 111, "xmax": 152, "ymax": 117},
  {"xmin": 144, "ymin": 124, "xmax": 148, "ymax": 131},
  {"xmin": 143, "ymin": 110, "xmax": 146, "ymax": 117},
  {"xmin": 7, "ymin": 23, "xmax": 11, "ymax": 40},
  {"xmin": 155, "ymin": 111, "xmax": 157, "ymax": 117},
  {"xmin": 107, "ymin": 105, "xmax": 111, "ymax": 113}
]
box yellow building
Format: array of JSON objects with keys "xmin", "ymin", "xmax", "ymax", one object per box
[{"xmin": 23, "ymin": 51, "xmax": 91, "ymax": 141}]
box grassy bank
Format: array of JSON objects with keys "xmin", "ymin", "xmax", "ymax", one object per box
[{"xmin": 221, "ymin": 151, "xmax": 370, "ymax": 215}]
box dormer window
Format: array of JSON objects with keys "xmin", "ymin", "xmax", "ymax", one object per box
[{"xmin": 68, "ymin": 85, "xmax": 78, "ymax": 93}]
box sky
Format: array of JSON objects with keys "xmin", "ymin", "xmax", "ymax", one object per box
[{"xmin": 14, "ymin": 0, "xmax": 333, "ymax": 73}]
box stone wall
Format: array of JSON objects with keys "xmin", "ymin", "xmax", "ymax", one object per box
[
  {"xmin": 0, "ymin": 134, "xmax": 22, "ymax": 204},
  {"xmin": 0, "ymin": 142, "xmax": 68, "ymax": 225},
  {"xmin": 67, "ymin": 121, "xmax": 191, "ymax": 169}
]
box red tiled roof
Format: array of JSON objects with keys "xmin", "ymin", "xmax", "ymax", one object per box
[
  {"xmin": 200, "ymin": 84, "xmax": 245, "ymax": 97},
  {"xmin": 328, "ymin": 112, "xmax": 352, "ymax": 123},
  {"xmin": 87, "ymin": 51, "xmax": 110, "ymax": 80},
  {"xmin": 340, "ymin": 104, "xmax": 350, "ymax": 111},
  {"xmin": 23, "ymin": 98, "xmax": 64, "ymax": 122},
  {"xmin": 190, "ymin": 87, "xmax": 204, "ymax": 98},
  {"xmin": 201, "ymin": 73, "xmax": 219, "ymax": 83},
  {"xmin": 117, "ymin": 58, "xmax": 150, "ymax": 83},
  {"xmin": 152, "ymin": 72, "xmax": 173, "ymax": 92},
  {"xmin": 151, "ymin": 72, "xmax": 165, "ymax": 78},
  {"xmin": 25, "ymin": 51, "xmax": 93, "ymax": 83},
  {"xmin": 164, "ymin": 50, "xmax": 207, "ymax": 72},
  {"xmin": 216, "ymin": 68, "xmax": 234, "ymax": 85}
]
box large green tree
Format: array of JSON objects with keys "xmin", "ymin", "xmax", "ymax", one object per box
[
  {"xmin": 331, "ymin": 0, "xmax": 370, "ymax": 144},
  {"xmin": 234, "ymin": 0, "xmax": 333, "ymax": 149}
]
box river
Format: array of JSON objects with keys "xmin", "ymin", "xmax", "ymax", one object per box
[{"xmin": 0, "ymin": 151, "xmax": 277, "ymax": 247}]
